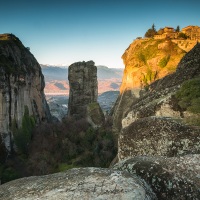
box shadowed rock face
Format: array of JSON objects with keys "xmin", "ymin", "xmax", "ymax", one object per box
[
  {"xmin": 0, "ymin": 167, "xmax": 157, "ymax": 200},
  {"xmin": 68, "ymin": 61, "xmax": 104, "ymax": 127},
  {"xmin": 0, "ymin": 34, "xmax": 51, "ymax": 152},
  {"xmin": 113, "ymin": 154, "xmax": 200, "ymax": 200}
]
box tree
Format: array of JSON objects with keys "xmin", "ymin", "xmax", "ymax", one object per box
[
  {"xmin": 176, "ymin": 25, "xmax": 180, "ymax": 32},
  {"xmin": 152, "ymin": 23, "xmax": 156, "ymax": 32},
  {"xmin": 144, "ymin": 24, "xmax": 157, "ymax": 38},
  {"xmin": 178, "ymin": 32, "xmax": 188, "ymax": 39}
]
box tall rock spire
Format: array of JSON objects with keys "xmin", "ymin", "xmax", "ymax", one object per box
[
  {"xmin": 68, "ymin": 61, "xmax": 104, "ymax": 127},
  {"xmin": 0, "ymin": 34, "xmax": 51, "ymax": 152}
]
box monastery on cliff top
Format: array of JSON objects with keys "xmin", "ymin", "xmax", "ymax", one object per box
[{"xmin": 154, "ymin": 25, "xmax": 200, "ymax": 40}]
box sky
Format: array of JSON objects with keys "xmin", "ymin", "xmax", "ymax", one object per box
[{"xmin": 0, "ymin": 0, "xmax": 199, "ymax": 68}]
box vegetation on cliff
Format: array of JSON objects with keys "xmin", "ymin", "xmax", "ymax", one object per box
[
  {"xmin": 12, "ymin": 106, "xmax": 36, "ymax": 155},
  {"xmin": 175, "ymin": 77, "xmax": 200, "ymax": 125},
  {"xmin": 121, "ymin": 38, "xmax": 186, "ymax": 92}
]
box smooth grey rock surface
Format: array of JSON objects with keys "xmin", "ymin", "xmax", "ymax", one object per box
[{"xmin": 0, "ymin": 167, "xmax": 157, "ymax": 200}]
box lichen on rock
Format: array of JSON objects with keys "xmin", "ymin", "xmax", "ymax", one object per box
[
  {"xmin": 113, "ymin": 154, "xmax": 200, "ymax": 200},
  {"xmin": 0, "ymin": 167, "xmax": 157, "ymax": 200}
]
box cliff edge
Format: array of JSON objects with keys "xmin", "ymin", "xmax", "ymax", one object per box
[{"xmin": 0, "ymin": 34, "xmax": 51, "ymax": 152}]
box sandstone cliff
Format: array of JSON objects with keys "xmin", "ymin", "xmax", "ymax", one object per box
[
  {"xmin": 68, "ymin": 61, "xmax": 104, "ymax": 127},
  {"xmin": 117, "ymin": 42, "xmax": 200, "ymax": 161},
  {"xmin": 0, "ymin": 34, "xmax": 51, "ymax": 152},
  {"xmin": 112, "ymin": 42, "xmax": 200, "ymax": 200},
  {"xmin": 112, "ymin": 37, "xmax": 197, "ymax": 133}
]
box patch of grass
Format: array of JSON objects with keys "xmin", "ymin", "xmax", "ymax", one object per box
[
  {"xmin": 159, "ymin": 55, "xmax": 170, "ymax": 68},
  {"xmin": 176, "ymin": 77, "xmax": 200, "ymax": 126},
  {"xmin": 138, "ymin": 52, "xmax": 147, "ymax": 64},
  {"xmin": 184, "ymin": 115, "xmax": 200, "ymax": 126},
  {"xmin": 142, "ymin": 68, "xmax": 158, "ymax": 86},
  {"xmin": 88, "ymin": 102, "xmax": 99, "ymax": 110},
  {"xmin": 57, "ymin": 163, "xmax": 76, "ymax": 172},
  {"xmin": 175, "ymin": 77, "xmax": 200, "ymax": 112}
]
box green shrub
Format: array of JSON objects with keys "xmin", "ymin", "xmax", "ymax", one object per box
[
  {"xmin": 159, "ymin": 55, "xmax": 170, "ymax": 68},
  {"xmin": 142, "ymin": 68, "xmax": 157, "ymax": 86},
  {"xmin": 184, "ymin": 115, "xmax": 200, "ymax": 126},
  {"xmin": 0, "ymin": 167, "xmax": 19, "ymax": 183},
  {"xmin": 175, "ymin": 77, "xmax": 200, "ymax": 114},
  {"xmin": 13, "ymin": 106, "xmax": 35, "ymax": 155},
  {"xmin": 178, "ymin": 32, "xmax": 188, "ymax": 39},
  {"xmin": 138, "ymin": 52, "xmax": 146, "ymax": 64},
  {"xmin": 57, "ymin": 163, "xmax": 76, "ymax": 172}
]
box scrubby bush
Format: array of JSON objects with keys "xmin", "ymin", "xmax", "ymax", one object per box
[
  {"xmin": 13, "ymin": 106, "xmax": 35, "ymax": 155},
  {"xmin": 175, "ymin": 77, "xmax": 200, "ymax": 112},
  {"xmin": 159, "ymin": 55, "xmax": 170, "ymax": 68},
  {"xmin": 178, "ymin": 32, "xmax": 188, "ymax": 39},
  {"xmin": 27, "ymin": 117, "xmax": 117, "ymax": 175},
  {"xmin": 176, "ymin": 77, "xmax": 200, "ymax": 126}
]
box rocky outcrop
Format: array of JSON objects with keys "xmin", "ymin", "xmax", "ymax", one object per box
[
  {"xmin": 116, "ymin": 43, "xmax": 200, "ymax": 160},
  {"xmin": 112, "ymin": 37, "xmax": 198, "ymax": 133},
  {"xmin": 0, "ymin": 167, "xmax": 157, "ymax": 200},
  {"xmin": 121, "ymin": 42, "xmax": 200, "ymax": 129},
  {"xmin": 68, "ymin": 61, "xmax": 104, "ymax": 127},
  {"xmin": 114, "ymin": 154, "xmax": 200, "ymax": 200},
  {"xmin": 118, "ymin": 117, "xmax": 200, "ymax": 161},
  {"xmin": 0, "ymin": 34, "xmax": 51, "ymax": 152}
]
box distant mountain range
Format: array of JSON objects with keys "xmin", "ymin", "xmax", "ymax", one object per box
[{"xmin": 41, "ymin": 64, "xmax": 123, "ymax": 95}]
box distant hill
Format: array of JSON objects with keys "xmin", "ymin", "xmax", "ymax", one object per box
[
  {"xmin": 40, "ymin": 65, "xmax": 68, "ymax": 81},
  {"xmin": 41, "ymin": 64, "xmax": 123, "ymax": 95}
]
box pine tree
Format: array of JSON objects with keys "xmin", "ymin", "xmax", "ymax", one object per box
[{"xmin": 176, "ymin": 25, "xmax": 180, "ymax": 32}]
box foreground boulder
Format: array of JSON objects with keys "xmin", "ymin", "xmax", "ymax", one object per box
[
  {"xmin": 0, "ymin": 167, "xmax": 157, "ymax": 200},
  {"xmin": 118, "ymin": 117, "xmax": 200, "ymax": 161},
  {"xmin": 114, "ymin": 154, "xmax": 200, "ymax": 200}
]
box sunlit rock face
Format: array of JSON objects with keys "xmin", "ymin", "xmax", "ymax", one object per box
[
  {"xmin": 0, "ymin": 167, "xmax": 157, "ymax": 200},
  {"xmin": 114, "ymin": 154, "xmax": 200, "ymax": 200},
  {"xmin": 112, "ymin": 37, "xmax": 198, "ymax": 134},
  {"xmin": 117, "ymin": 43, "xmax": 200, "ymax": 160},
  {"xmin": 0, "ymin": 34, "xmax": 51, "ymax": 152},
  {"xmin": 68, "ymin": 61, "xmax": 104, "ymax": 127}
]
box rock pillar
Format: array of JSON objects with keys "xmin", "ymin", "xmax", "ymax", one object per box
[{"xmin": 68, "ymin": 61, "xmax": 104, "ymax": 127}]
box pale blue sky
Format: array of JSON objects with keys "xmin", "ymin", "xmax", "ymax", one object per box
[{"xmin": 1, "ymin": 0, "xmax": 199, "ymax": 68}]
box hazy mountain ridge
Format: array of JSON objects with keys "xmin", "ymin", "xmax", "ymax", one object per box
[{"xmin": 41, "ymin": 64, "xmax": 123, "ymax": 94}]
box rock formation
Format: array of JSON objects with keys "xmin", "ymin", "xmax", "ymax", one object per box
[
  {"xmin": 68, "ymin": 61, "xmax": 104, "ymax": 127},
  {"xmin": 0, "ymin": 34, "xmax": 51, "ymax": 152},
  {"xmin": 114, "ymin": 154, "xmax": 200, "ymax": 200},
  {"xmin": 0, "ymin": 167, "xmax": 157, "ymax": 200},
  {"xmin": 112, "ymin": 36, "xmax": 198, "ymax": 133},
  {"xmin": 111, "ymin": 42, "xmax": 200, "ymax": 199},
  {"xmin": 116, "ymin": 43, "xmax": 200, "ymax": 161},
  {"xmin": 119, "ymin": 117, "xmax": 200, "ymax": 161}
]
